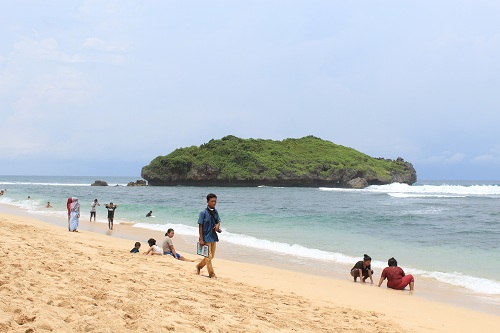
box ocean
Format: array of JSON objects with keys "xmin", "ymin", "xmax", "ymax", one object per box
[{"xmin": 1, "ymin": 175, "xmax": 499, "ymax": 308}]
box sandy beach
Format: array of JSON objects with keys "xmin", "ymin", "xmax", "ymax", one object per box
[{"xmin": 0, "ymin": 211, "xmax": 499, "ymax": 332}]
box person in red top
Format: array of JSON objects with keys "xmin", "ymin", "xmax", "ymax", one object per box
[{"xmin": 378, "ymin": 257, "xmax": 415, "ymax": 291}]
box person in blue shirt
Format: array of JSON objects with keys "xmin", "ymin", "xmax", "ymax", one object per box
[
  {"xmin": 196, "ymin": 193, "xmax": 221, "ymax": 279},
  {"xmin": 130, "ymin": 242, "xmax": 141, "ymax": 253}
]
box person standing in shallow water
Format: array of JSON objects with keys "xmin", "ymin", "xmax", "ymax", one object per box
[
  {"xmin": 105, "ymin": 202, "xmax": 118, "ymax": 230},
  {"xmin": 196, "ymin": 193, "xmax": 221, "ymax": 279},
  {"xmin": 90, "ymin": 199, "xmax": 99, "ymax": 222}
]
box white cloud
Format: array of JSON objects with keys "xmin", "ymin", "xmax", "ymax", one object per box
[
  {"xmin": 473, "ymin": 154, "xmax": 495, "ymax": 163},
  {"xmin": 419, "ymin": 152, "xmax": 466, "ymax": 165},
  {"xmin": 82, "ymin": 37, "xmax": 128, "ymax": 52},
  {"xmin": 10, "ymin": 37, "xmax": 77, "ymax": 63}
]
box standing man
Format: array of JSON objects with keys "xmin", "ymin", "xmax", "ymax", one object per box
[
  {"xmin": 90, "ymin": 199, "xmax": 100, "ymax": 222},
  {"xmin": 105, "ymin": 202, "xmax": 118, "ymax": 230},
  {"xmin": 196, "ymin": 193, "xmax": 221, "ymax": 279}
]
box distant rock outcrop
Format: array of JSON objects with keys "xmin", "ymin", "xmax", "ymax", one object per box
[
  {"xmin": 141, "ymin": 135, "xmax": 417, "ymax": 188},
  {"xmin": 347, "ymin": 177, "xmax": 369, "ymax": 189},
  {"xmin": 91, "ymin": 180, "xmax": 108, "ymax": 186},
  {"xmin": 127, "ymin": 180, "xmax": 148, "ymax": 187}
]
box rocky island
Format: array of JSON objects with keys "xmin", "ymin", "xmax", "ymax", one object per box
[{"xmin": 141, "ymin": 135, "xmax": 417, "ymax": 188}]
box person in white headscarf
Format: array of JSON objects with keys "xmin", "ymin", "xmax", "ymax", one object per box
[{"xmin": 69, "ymin": 197, "xmax": 80, "ymax": 232}]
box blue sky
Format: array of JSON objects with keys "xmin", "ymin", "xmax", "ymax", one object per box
[{"xmin": 1, "ymin": 1, "xmax": 499, "ymax": 180}]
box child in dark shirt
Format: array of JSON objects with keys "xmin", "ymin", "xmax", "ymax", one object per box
[{"xmin": 130, "ymin": 242, "xmax": 141, "ymax": 253}]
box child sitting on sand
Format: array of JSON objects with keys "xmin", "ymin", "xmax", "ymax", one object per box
[
  {"xmin": 144, "ymin": 238, "xmax": 162, "ymax": 255},
  {"xmin": 130, "ymin": 242, "xmax": 141, "ymax": 253}
]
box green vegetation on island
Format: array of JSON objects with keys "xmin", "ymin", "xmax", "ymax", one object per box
[{"xmin": 141, "ymin": 135, "xmax": 417, "ymax": 188}]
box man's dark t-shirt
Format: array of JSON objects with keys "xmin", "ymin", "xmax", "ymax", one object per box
[{"xmin": 106, "ymin": 206, "xmax": 117, "ymax": 219}]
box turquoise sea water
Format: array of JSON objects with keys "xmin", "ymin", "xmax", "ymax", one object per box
[{"xmin": 1, "ymin": 175, "xmax": 499, "ymax": 299}]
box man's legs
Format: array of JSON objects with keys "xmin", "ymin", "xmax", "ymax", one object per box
[
  {"xmin": 205, "ymin": 242, "xmax": 217, "ymax": 277},
  {"xmin": 196, "ymin": 242, "xmax": 217, "ymax": 277}
]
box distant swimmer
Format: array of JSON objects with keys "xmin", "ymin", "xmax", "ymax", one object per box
[
  {"xmin": 46, "ymin": 201, "xmax": 53, "ymax": 208},
  {"xmin": 0, "ymin": 190, "xmax": 4, "ymax": 196},
  {"xmin": 146, "ymin": 211, "xmax": 153, "ymax": 217}
]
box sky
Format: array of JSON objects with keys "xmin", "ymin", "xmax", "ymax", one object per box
[{"xmin": 1, "ymin": 0, "xmax": 500, "ymax": 180}]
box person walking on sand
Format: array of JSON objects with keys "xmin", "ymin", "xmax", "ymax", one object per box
[
  {"xmin": 162, "ymin": 228, "xmax": 195, "ymax": 262},
  {"xmin": 350, "ymin": 254, "xmax": 374, "ymax": 284},
  {"xmin": 378, "ymin": 257, "xmax": 415, "ymax": 291},
  {"xmin": 66, "ymin": 198, "xmax": 72, "ymax": 231},
  {"xmin": 196, "ymin": 193, "xmax": 221, "ymax": 279},
  {"xmin": 69, "ymin": 197, "xmax": 80, "ymax": 232},
  {"xmin": 105, "ymin": 202, "xmax": 118, "ymax": 230},
  {"xmin": 90, "ymin": 199, "xmax": 100, "ymax": 221}
]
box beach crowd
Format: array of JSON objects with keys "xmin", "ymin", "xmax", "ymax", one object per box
[{"xmin": 6, "ymin": 190, "xmax": 415, "ymax": 289}]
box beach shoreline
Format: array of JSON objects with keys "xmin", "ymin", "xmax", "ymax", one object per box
[
  {"xmin": 1, "ymin": 206, "xmax": 499, "ymax": 332},
  {"xmin": 1, "ymin": 201, "xmax": 499, "ymax": 318}
]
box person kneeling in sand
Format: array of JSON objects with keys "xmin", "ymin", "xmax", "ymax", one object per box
[
  {"xmin": 162, "ymin": 228, "xmax": 195, "ymax": 262},
  {"xmin": 378, "ymin": 257, "xmax": 415, "ymax": 291},
  {"xmin": 144, "ymin": 238, "xmax": 162, "ymax": 255},
  {"xmin": 350, "ymin": 254, "xmax": 374, "ymax": 284}
]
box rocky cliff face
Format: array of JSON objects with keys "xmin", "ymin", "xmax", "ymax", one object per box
[
  {"xmin": 141, "ymin": 136, "xmax": 417, "ymax": 188},
  {"xmin": 142, "ymin": 158, "xmax": 417, "ymax": 188}
]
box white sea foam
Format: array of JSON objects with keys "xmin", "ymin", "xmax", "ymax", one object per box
[
  {"xmin": 257, "ymin": 185, "xmax": 285, "ymax": 189},
  {"xmin": 131, "ymin": 221, "xmax": 500, "ymax": 295},
  {"xmin": 133, "ymin": 222, "xmax": 199, "ymax": 236},
  {"xmin": 0, "ymin": 181, "xmax": 92, "ymax": 186},
  {"xmin": 320, "ymin": 183, "xmax": 500, "ymax": 198},
  {"xmin": 388, "ymin": 193, "xmax": 465, "ymax": 198},
  {"xmin": 420, "ymin": 271, "xmax": 500, "ymax": 295}
]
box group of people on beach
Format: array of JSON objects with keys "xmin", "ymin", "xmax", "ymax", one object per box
[
  {"xmin": 129, "ymin": 193, "xmax": 222, "ymax": 279},
  {"xmin": 36, "ymin": 192, "xmax": 413, "ymax": 287},
  {"xmin": 130, "ymin": 229, "xmax": 195, "ymax": 262},
  {"xmin": 351, "ymin": 254, "xmax": 415, "ymax": 291},
  {"xmin": 65, "ymin": 197, "xmax": 118, "ymax": 232}
]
